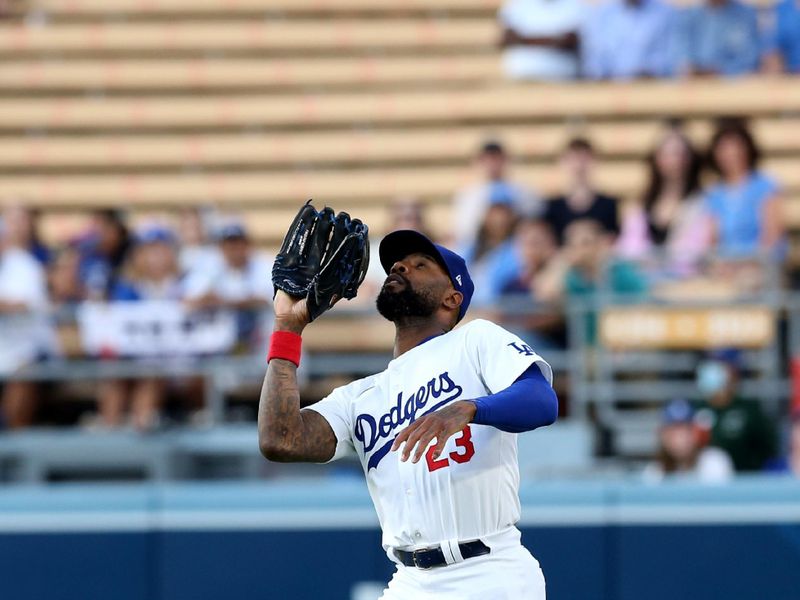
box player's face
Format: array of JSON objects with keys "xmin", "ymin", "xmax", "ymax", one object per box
[{"xmin": 376, "ymin": 252, "xmax": 452, "ymax": 322}]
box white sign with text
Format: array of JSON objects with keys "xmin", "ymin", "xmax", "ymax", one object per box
[{"xmin": 78, "ymin": 302, "xmax": 237, "ymax": 357}]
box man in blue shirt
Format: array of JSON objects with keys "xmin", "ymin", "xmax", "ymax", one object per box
[
  {"xmin": 581, "ymin": 0, "xmax": 678, "ymax": 80},
  {"xmin": 763, "ymin": 0, "xmax": 800, "ymax": 74},
  {"xmin": 676, "ymin": 0, "xmax": 761, "ymax": 77}
]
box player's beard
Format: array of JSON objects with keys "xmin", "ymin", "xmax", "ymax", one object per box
[{"xmin": 376, "ymin": 277, "xmax": 440, "ymax": 323}]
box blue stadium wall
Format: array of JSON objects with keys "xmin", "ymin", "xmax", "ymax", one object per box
[{"xmin": 0, "ymin": 479, "xmax": 798, "ymax": 600}]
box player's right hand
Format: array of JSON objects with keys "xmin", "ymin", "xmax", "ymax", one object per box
[{"xmin": 273, "ymin": 289, "xmax": 311, "ymax": 334}]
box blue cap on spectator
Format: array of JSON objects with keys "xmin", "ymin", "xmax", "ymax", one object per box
[
  {"xmin": 136, "ymin": 226, "xmax": 175, "ymax": 246},
  {"xmin": 662, "ymin": 399, "xmax": 695, "ymax": 425},
  {"xmin": 707, "ymin": 348, "xmax": 742, "ymax": 371},
  {"xmin": 217, "ymin": 223, "xmax": 248, "ymax": 242},
  {"xmin": 488, "ymin": 181, "xmax": 516, "ymax": 207},
  {"xmin": 379, "ymin": 230, "xmax": 474, "ymax": 323}
]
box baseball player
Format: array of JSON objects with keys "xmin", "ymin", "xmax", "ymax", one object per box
[{"xmin": 259, "ymin": 203, "xmax": 558, "ymax": 599}]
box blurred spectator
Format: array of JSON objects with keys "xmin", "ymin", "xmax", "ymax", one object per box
[
  {"xmin": 676, "ymin": 0, "xmax": 761, "ymax": 77},
  {"xmin": 177, "ymin": 207, "xmax": 222, "ymax": 280},
  {"xmin": 694, "ymin": 350, "xmax": 777, "ymax": 472},
  {"xmin": 536, "ymin": 219, "xmax": 647, "ymax": 344},
  {"xmin": 364, "ymin": 197, "xmax": 432, "ymax": 298},
  {"xmin": 452, "ymin": 140, "xmax": 540, "ymax": 249},
  {"xmin": 543, "ymin": 138, "xmax": 620, "ymax": 245},
  {"xmin": 704, "ymin": 118, "xmax": 784, "ymax": 258},
  {"xmin": 0, "ymin": 226, "xmax": 50, "ymax": 429},
  {"xmin": 498, "ymin": 219, "xmax": 565, "ymax": 350},
  {"xmin": 762, "ymin": 0, "xmax": 800, "ymax": 74},
  {"xmin": 498, "ymin": 0, "xmax": 583, "ymax": 80},
  {"xmin": 48, "ymin": 246, "xmax": 85, "ymax": 319},
  {"xmin": 581, "ymin": 0, "xmax": 678, "ymax": 80},
  {"xmin": 644, "ymin": 399, "xmax": 734, "ymax": 483},
  {"xmin": 501, "ymin": 219, "xmax": 558, "ymax": 298},
  {"xmin": 111, "ymin": 226, "xmax": 183, "ymax": 301},
  {"xmin": 617, "ymin": 126, "xmax": 711, "ymax": 272},
  {"xmin": 77, "ymin": 209, "xmax": 132, "ymax": 301},
  {"xmin": 463, "ymin": 195, "xmax": 521, "ymax": 307},
  {"xmin": 2, "ymin": 203, "xmax": 51, "ymax": 265},
  {"xmin": 184, "ymin": 223, "xmax": 272, "ymax": 348},
  {"xmin": 96, "ymin": 226, "xmax": 183, "ymax": 431},
  {"xmin": 387, "ymin": 197, "xmax": 433, "ymax": 240}
]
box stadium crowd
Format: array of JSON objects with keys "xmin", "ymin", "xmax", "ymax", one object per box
[
  {"xmin": 498, "ymin": 0, "xmax": 800, "ymax": 81},
  {"xmin": 0, "ymin": 0, "xmax": 798, "ymax": 478},
  {"xmin": 0, "ymin": 114, "xmax": 795, "ymax": 477}
]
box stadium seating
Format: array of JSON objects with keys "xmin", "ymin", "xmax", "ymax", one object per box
[
  {"xmin": 19, "ymin": 0, "xmax": 505, "ymax": 16},
  {"xmin": 0, "ymin": 56, "xmax": 501, "ymax": 90},
  {"xmin": 2, "ymin": 119, "xmax": 799, "ymax": 167},
  {"xmin": 1, "ymin": 0, "xmax": 799, "ymax": 258},
  {"xmin": 1, "ymin": 80, "xmax": 798, "ymax": 129},
  {"xmin": 0, "ymin": 0, "xmax": 793, "ymax": 484}
]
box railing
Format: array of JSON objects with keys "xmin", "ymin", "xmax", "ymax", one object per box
[{"xmin": 0, "ymin": 259, "xmax": 795, "ymax": 463}]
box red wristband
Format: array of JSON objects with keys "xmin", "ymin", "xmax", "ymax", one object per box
[{"xmin": 267, "ymin": 331, "xmax": 302, "ymax": 367}]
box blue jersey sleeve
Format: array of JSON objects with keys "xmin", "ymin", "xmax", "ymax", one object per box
[{"xmin": 469, "ymin": 363, "xmax": 558, "ymax": 434}]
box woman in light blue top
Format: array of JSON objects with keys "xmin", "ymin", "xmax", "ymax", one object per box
[
  {"xmin": 462, "ymin": 183, "xmax": 523, "ymax": 307},
  {"xmin": 703, "ymin": 118, "xmax": 783, "ymax": 257}
]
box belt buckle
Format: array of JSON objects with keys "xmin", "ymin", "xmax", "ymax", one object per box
[{"xmin": 412, "ymin": 550, "xmax": 433, "ymax": 570}]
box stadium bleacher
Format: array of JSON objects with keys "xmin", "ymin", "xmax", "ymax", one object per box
[
  {"xmin": 1, "ymin": 3, "xmax": 800, "ymax": 600},
  {"xmin": 0, "ymin": 0, "xmax": 797, "ymax": 478}
]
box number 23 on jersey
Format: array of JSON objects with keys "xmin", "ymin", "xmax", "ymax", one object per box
[{"xmin": 425, "ymin": 426, "xmax": 476, "ymax": 472}]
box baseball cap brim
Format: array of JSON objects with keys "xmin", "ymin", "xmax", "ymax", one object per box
[{"xmin": 379, "ymin": 230, "xmax": 446, "ymax": 276}]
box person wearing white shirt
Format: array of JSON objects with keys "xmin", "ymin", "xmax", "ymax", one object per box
[
  {"xmin": 176, "ymin": 207, "xmax": 223, "ymax": 281},
  {"xmin": 499, "ymin": 0, "xmax": 584, "ymax": 80},
  {"xmin": 184, "ymin": 224, "xmax": 273, "ymax": 349},
  {"xmin": 0, "ymin": 235, "xmax": 50, "ymax": 428}
]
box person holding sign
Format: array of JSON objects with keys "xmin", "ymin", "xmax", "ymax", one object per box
[
  {"xmin": 95, "ymin": 226, "xmax": 183, "ymax": 431},
  {"xmin": 184, "ymin": 223, "xmax": 273, "ymax": 350}
]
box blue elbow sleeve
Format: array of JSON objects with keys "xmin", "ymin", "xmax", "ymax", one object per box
[{"xmin": 470, "ymin": 364, "xmax": 558, "ymax": 433}]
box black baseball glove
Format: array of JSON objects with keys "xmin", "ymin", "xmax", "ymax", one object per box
[{"xmin": 272, "ymin": 200, "xmax": 370, "ymax": 322}]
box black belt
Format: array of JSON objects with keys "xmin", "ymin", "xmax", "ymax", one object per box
[{"xmin": 394, "ymin": 540, "xmax": 490, "ymax": 570}]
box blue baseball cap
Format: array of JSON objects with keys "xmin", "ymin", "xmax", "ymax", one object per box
[
  {"xmin": 707, "ymin": 348, "xmax": 741, "ymax": 371},
  {"xmin": 136, "ymin": 225, "xmax": 176, "ymax": 246},
  {"xmin": 662, "ymin": 399, "xmax": 695, "ymax": 425},
  {"xmin": 488, "ymin": 181, "xmax": 516, "ymax": 207},
  {"xmin": 379, "ymin": 230, "xmax": 474, "ymax": 323},
  {"xmin": 216, "ymin": 223, "xmax": 248, "ymax": 241}
]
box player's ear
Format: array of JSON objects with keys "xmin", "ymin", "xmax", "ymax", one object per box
[{"xmin": 442, "ymin": 289, "xmax": 463, "ymax": 313}]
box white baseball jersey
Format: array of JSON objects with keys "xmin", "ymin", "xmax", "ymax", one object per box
[{"xmin": 306, "ymin": 319, "xmax": 553, "ymax": 553}]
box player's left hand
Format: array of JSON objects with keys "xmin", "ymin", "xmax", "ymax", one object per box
[{"xmin": 391, "ymin": 401, "xmax": 477, "ymax": 464}]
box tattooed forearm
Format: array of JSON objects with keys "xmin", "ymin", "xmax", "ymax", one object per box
[{"xmin": 258, "ymin": 359, "xmax": 337, "ymax": 463}]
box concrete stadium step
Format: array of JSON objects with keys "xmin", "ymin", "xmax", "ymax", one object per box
[
  {"xmin": 2, "ymin": 118, "xmax": 799, "ymax": 171},
  {"xmin": 0, "ymin": 79, "xmax": 795, "ymax": 131},
  {"xmin": 18, "ymin": 0, "xmax": 502, "ymax": 18},
  {"xmin": 0, "ymin": 55, "xmax": 501, "ymax": 93},
  {"xmin": 0, "ymin": 161, "xmax": 636, "ymax": 207},
  {"xmin": 2, "ymin": 157, "xmax": 798, "ymax": 208},
  {"xmin": 17, "ymin": 0, "xmax": 776, "ymax": 20},
  {"xmin": 0, "ymin": 19, "xmax": 495, "ymax": 56}
]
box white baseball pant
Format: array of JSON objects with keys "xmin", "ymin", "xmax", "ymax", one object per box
[{"xmin": 379, "ymin": 527, "xmax": 546, "ymax": 600}]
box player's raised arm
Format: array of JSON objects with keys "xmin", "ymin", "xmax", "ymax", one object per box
[
  {"xmin": 258, "ymin": 201, "xmax": 369, "ymax": 463},
  {"xmin": 258, "ymin": 291, "xmax": 337, "ymax": 462}
]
